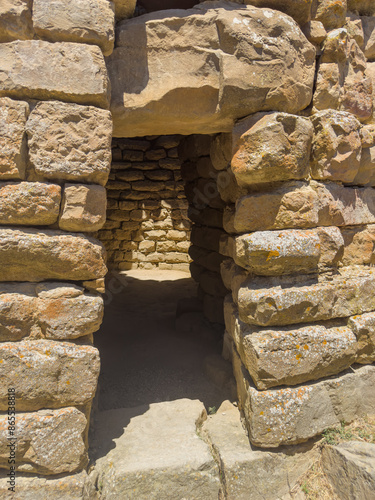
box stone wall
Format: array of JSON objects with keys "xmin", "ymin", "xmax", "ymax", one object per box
[{"xmin": 97, "ymin": 136, "xmax": 191, "ymax": 271}]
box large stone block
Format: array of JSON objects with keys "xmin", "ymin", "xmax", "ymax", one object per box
[
  {"xmin": 0, "ymin": 228, "xmax": 107, "ymax": 282},
  {"xmin": 109, "ymin": 4, "xmax": 315, "ymax": 136},
  {"xmin": 27, "ymin": 101, "xmax": 112, "ymax": 186},
  {"xmin": 310, "ymin": 110, "xmax": 362, "ymax": 183},
  {"xmin": 0, "ymin": 0, "xmax": 32, "ymax": 43},
  {"xmin": 233, "ymin": 349, "xmax": 375, "ymax": 447},
  {"xmin": 0, "ymin": 407, "xmax": 88, "ymax": 474},
  {"xmin": 0, "ymin": 41, "xmax": 110, "ymax": 108},
  {"xmin": 226, "ymin": 181, "xmax": 375, "ymax": 233},
  {"xmin": 231, "ymin": 112, "xmax": 313, "ymax": 186},
  {"xmin": 341, "ymin": 225, "xmax": 375, "ymax": 266},
  {"xmin": 0, "ymin": 182, "xmax": 60, "ymax": 226},
  {"xmin": 0, "ymin": 340, "xmax": 99, "ymax": 411},
  {"xmin": 59, "ymin": 184, "xmax": 107, "ymax": 232},
  {"xmin": 0, "ymin": 283, "xmax": 104, "ymax": 342},
  {"xmin": 234, "ymin": 266, "xmax": 375, "ymax": 326},
  {"xmin": 33, "ymin": 0, "xmax": 115, "ymax": 56},
  {"xmin": 313, "ymin": 0, "xmax": 347, "ymax": 30},
  {"xmin": 362, "ymin": 16, "xmax": 375, "ymax": 61},
  {"xmin": 0, "ymin": 97, "xmax": 29, "ymax": 180},
  {"xmin": 348, "ymin": 312, "xmax": 375, "ymax": 363},
  {"xmin": 244, "ymin": 0, "xmax": 313, "ymax": 26}
]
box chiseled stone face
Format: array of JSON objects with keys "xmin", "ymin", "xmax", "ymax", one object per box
[
  {"xmin": 27, "ymin": 101, "xmax": 112, "ymax": 186},
  {"xmin": 0, "ymin": 0, "xmax": 32, "ymax": 43},
  {"xmin": 59, "ymin": 184, "xmax": 107, "ymax": 232},
  {"xmin": 0, "ymin": 407, "xmax": 88, "ymax": 474},
  {"xmin": 0, "ymin": 40, "xmax": 110, "ymax": 108},
  {"xmin": 0, "ymin": 97, "xmax": 29, "ymax": 180},
  {"xmin": 109, "ymin": 4, "xmax": 315, "ymax": 136},
  {"xmin": 0, "ymin": 228, "xmax": 107, "ymax": 282},
  {"xmin": 33, "ymin": 0, "xmax": 115, "ymax": 56},
  {"xmin": 0, "ymin": 182, "xmax": 61, "ymax": 226}
]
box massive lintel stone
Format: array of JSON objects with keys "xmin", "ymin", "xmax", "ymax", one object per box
[
  {"xmin": 0, "ymin": 340, "xmax": 100, "ymax": 411},
  {"xmin": 0, "ymin": 182, "xmax": 61, "ymax": 226},
  {"xmin": 0, "ymin": 228, "xmax": 107, "ymax": 282},
  {"xmin": 233, "ymin": 348, "xmax": 375, "ymax": 448},
  {"xmin": 26, "ymin": 101, "xmax": 112, "ymax": 186},
  {"xmin": 0, "ymin": 0, "xmax": 32, "ymax": 43},
  {"xmin": 0, "ymin": 97, "xmax": 29, "ymax": 180},
  {"xmin": 108, "ymin": 3, "xmax": 315, "ymax": 137},
  {"xmin": 0, "ymin": 407, "xmax": 87, "ymax": 474},
  {"xmin": 0, "ymin": 40, "xmax": 110, "ymax": 108},
  {"xmin": 0, "ymin": 283, "xmax": 104, "ymax": 342},
  {"xmin": 33, "ymin": 0, "xmax": 115, "ymax": 56}
]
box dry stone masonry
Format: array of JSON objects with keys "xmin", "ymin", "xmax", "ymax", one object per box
[{"xmin": 0, "ymin": 0, "xmax": 375, "ymax": 497}]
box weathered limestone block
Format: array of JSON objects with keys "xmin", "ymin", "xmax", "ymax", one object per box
[
  {"xmin": 313, "ymin": 0, "xmax": 347, "ymax": 30},
  {"xmin": 348, "ymin": 0, "xmax": 375, "ymax": 16},
  {"xmin": 27, "ymin": 101, "xmax": 112, "ymax": 186},
  {"xmin": 310, "ymin": 110, "xmax": 362, "ymax": 183},
  {"xmin": 0, "ymin": 228, "xmax": 107, "ymax": 282},
  {"xmin": 0, "ymin": 0, "xmax": 32, "ymax": 42},
  {"xmin": 302, "ymin": 20, "xmax": 327, "ymax": 47},
  {"xmin": 226, "ymin": 181, "xmax": 375, "ymax": 233},
  {"xmin": 59, "ymin": 184, "xmax": 107, "ymax": 232},
  {"xmin": 0, "ymin": 182, "xmax": 60, "ymax": 226},
  {"xmin": 33, "ymin": 0, "xmax": 115, "ymax": 56},
  {"xmin": 243, "ymin": 0, "xmax": 313, "ymax": 26},
  {"xmin": 231, "ymin": 112, "xmax": 313, "ymax": 186},
  {"xmin": 109, "ymin": 4, "xmax": 315, "ymax": 136},
  {"xmin": 0, "ymin": 407, "xmax": 88, "ymax": 474},
  {"xmin": 362, "ymin": 16, "xmax": 375, "ymax": 61},
  {"xmin": 322, "ymin": 442, "xmax": 375, "ymax": 500},
  {"xmin": 233, "ymin": 349, "xmax": 375, "ymax": 447},
  {"xmin": 0, "ymin": 97, "xmax": 29, "ymax": 180},
  {"xmin": 234, "ymin": 266, "xmax": 375, "ymax": 326},
  {"xmin": 351, "ymin": 145, "xmax": 375, "ymax": 185},
  {"xmin": 348, "ymin": 312, "xmax": 375, "ymax": 363},
  {"xmin": 113, "ymin": 0, "xmax": 136, "ymax": 19},
  {"xmin": 0, "ymin": 340, "xmax": 99, "ymax": 411},
  {"xmin": 341, "ymin": 225, "xmax": 375, "ymax": 266},
  {"xmin": 314, "ymin": 29, "xmax": 373, "ymax": 121},
  {"xmin": 0, "ymin": 41, "xmax": 110, "ymax": 108}
]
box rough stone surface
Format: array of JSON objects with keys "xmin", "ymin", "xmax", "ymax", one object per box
[
  {"xmin": 244, "ymin": 0, "xmax": 313, "ymax": 26},
  {"xmin": 0, "ymin": 282, "xmax": 104, "ymax": 342},
  {"xmin": 233, "ymin": 350, "xmax": 375, "ymax": 447},
  {"xmin": 33, "ymin": 0, "xmax": 115, "ymax": 56},
  {"xmin": 234, "ymin": 266, "xmax": 375, "ymax": 326},
  {"xmin": 310, "ymin": 110, "xmax": 362, "ymax": 183},
  {"xmin": 348, "ymin": 312, "xmax": 375, "ymax": 363},
  {"xmin": 0, "ymin": 182, "xmax": 61, "ymax": 226},
  {"xmin": 313, "ymin": 0, "xmax": 347, "ymax": 30},
  {"xmin": 0, "ymin": 228, "xmax": 107, "ymax": 282},
  {"xmin": 231, "ymin": 112, "xmax": 313, "ymax": 186},
  {"xmin": 94, "ymin": 399, "xmax": 220, "ymax": 499},
  {"xmin": 0, "ymin": 40, "xmax": 110, "ymax": 108},
  {"xmin": 362, "ymin": 16, "xmax": 375, "ymax": 61},
  {"xmin": 0, "ymin": 0, "xmax": 32, "ymax": 42},
  {"xmin": 0, "ymin": 470, "xmax": 97, "ymax": 500},
  {"xmin": 59, "ymin": 184, "xmax": 107, "ymax": 232},
  {"xmin": 202, "ymin": 401, "xmax": 319, "ymax": 500},
  {"xmin": 0, "ymin": 97, "xmax": 29, "ymax": 180},
  {"xmin": 0, "ymin": 340, "xmax": 100, "ymax": 411},
  {"xmin": 0, "ymin": 407, "xmax": 88, "ymax": 474},
  {"xmin": 113, "ymin": 0, "xmax": 136, "ymax": 19},
  {"xmin": 341, "ymin": 225, "xmax": 375, "ymax": 266},
  {"xmin": 322, "ymin": 442, "xmax": 375, "ymax": 500},
  {"xmin": 109, "ymin": 3, "xmax": 315, "ymax": 136},
  {"xmin": 27, "ymin": 101, "xmax": 112, "ymax": 186},
  {"xmin": 227, "ymin": 181, "xmax": 375, "ymax": 233},
  {"xmin": 348, "ymin": 0, "xmax": 375, "ymax": 16}
]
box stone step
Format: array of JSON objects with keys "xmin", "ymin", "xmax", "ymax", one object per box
[{"xmin": 93, "ymin": 399, "xmax": 221, "ymax": 499}]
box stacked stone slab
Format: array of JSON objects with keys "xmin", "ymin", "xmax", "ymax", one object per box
[
  {"xmin": 96, "ymin": 136, "xmax": 191, "ymax": 271},
  {"xmin": 0, "ymin": 0, "xmax": 117, "ymax": 482}
]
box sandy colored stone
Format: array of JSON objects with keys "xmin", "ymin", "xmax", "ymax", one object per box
[
  {"xmin": 310, "ymin": 110, "xmax": 362, "ymax": 183},
  {"xmin": 95, "ymin": 399, "xmax": 220, "ymax": 499},
  {"xmin": 233, "ymin": 349, "xmax": 375, "ymax": 447},
  {"xmin": 0, "ymin": 182, "xmax": 60, "ymax": 226},
  {"xmin": 0, "ymin": 97, "xmax": 29, "ymax": 180},
  {"xmin": 314, "ymin": 29, "xmax": 373, "ymax": 122},
  {"xmin": 231, "ymin": 112, "xmax": 313, "ymax": 186},
  {"xmin": 0, "ymin": 407, "xmax": 87, "ymax": 474},
  {"xmin": 362, "ymin": 16, "xmax": 375, "ymax": 61},
  {"xmin": 0, "ymin": 228, "xmax": 107, "ymax": 282},
  {"xmin": 59, "ymin": 184, "xmax": 107, "ymax": 232},
  {"xmin": 341, "ymin": 225, "xmax": 375, "ymax": 266},
  {"xmin": 302, "ymin": 20, "xmax": 327, "ymax": 46},
  {"xmin": 113, "ymin": 0, "xmax": 136, "ymax": 19},
  {"xmin": 27, "ymin": 101, "xmax": 112, "ymax": 186},
  {"xmin": 0, "ymin": 339, "xmax": 99, "ymax": 411},
  {"xmin": 109, "ymin": 3, "xmax": 315, "ymax": 136},
  {"xmin": 366, "ymin": 61, "xmax": 375, "ymax": 121},
  {"xmin": 0, "ymin": 40, "xmax": 109, "ymax": 108},
  {"xmin": 202, "ymin": 401, "xmax": 319, "ymax": 500},
  {"xmin": 348, "ymin": 312, "xmax": 375, "ymax": 363},
  {"xmin": 352, "ymin": 145, "xmax": 375, "ymax": 185},
  {"xmin": 348, "ymin": 0, "xmax": 375, "ymax": 15},
  {"xmin": 244, "ymin": 0, "xmax": 313, "ymax": 26},
  {"xmin": 322, "ymin": 442, "xmax": 375, "ymax": 500},
  {"xmin": 33, "ymin": 0, "xmax": 115, "ymax": 56},
  {"xmin": 83, "ymin": 278, "xmax": 105, "ymax": 294},
  {"xmin": 313, "ymin": 0, "xmax": 347, "ymax": 30},
  {"xmin": 0, "ymin": 0, "xmax": 32, "ymax": 42},
  {"xmin": 234, "ymin": 266, "xmax": 375, "ymax": 326}
]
